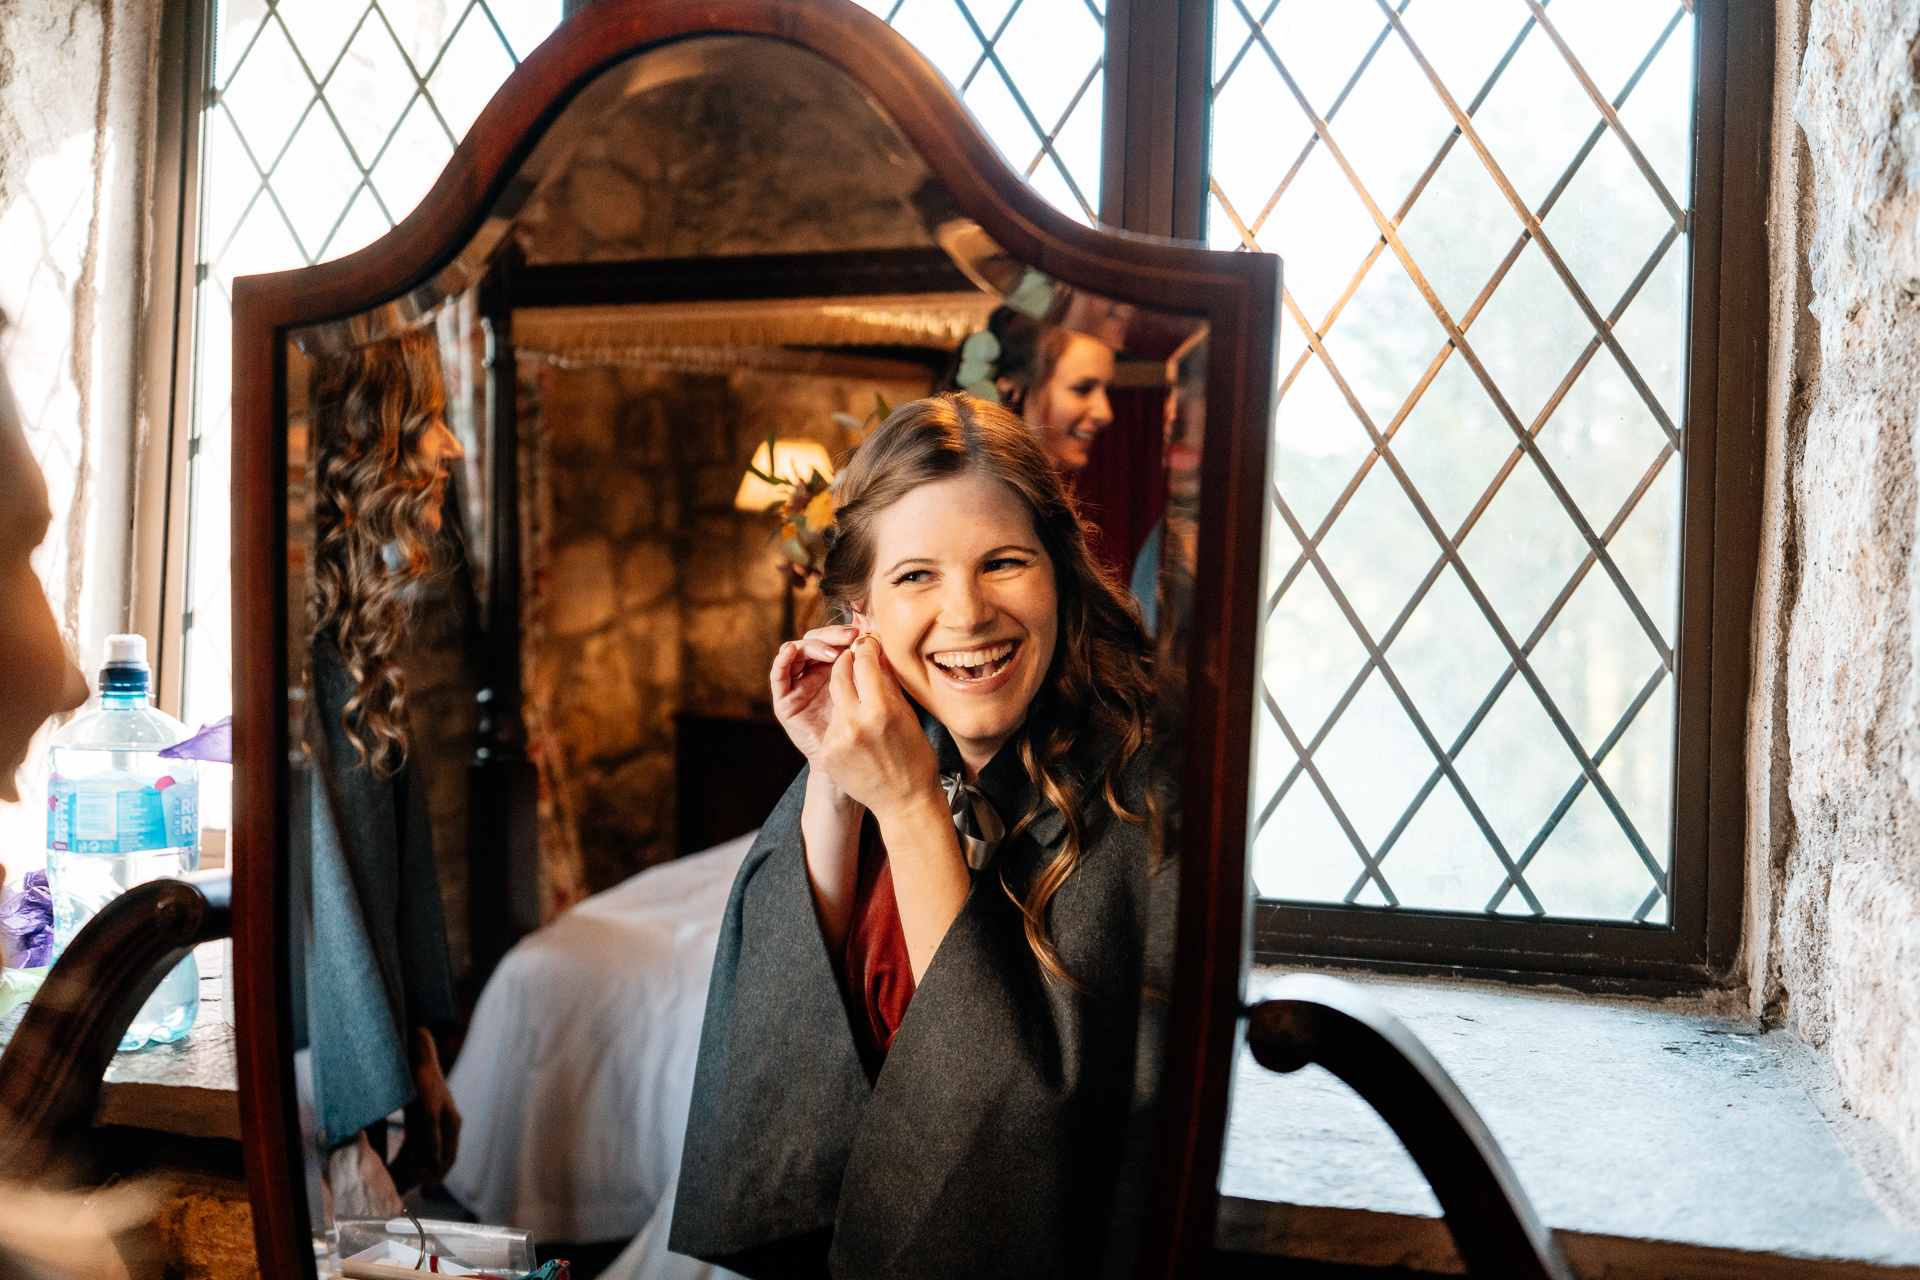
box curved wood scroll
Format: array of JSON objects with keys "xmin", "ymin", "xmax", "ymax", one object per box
[
  {"xmin": 231, "ymin": 2, "xmax": 1279, "ymax": 1275},
  {"xmin": 1244, "ymin": 974, "xmax": 1574, "ymax": 1280},
  {"xmin": 0, "ymin": 874, "xmax": 233, "ymax": 1181}
]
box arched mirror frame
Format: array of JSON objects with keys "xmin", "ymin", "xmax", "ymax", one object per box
[{"xmin": 231, "ymin": 2, "xmax": 1278, "ymax": 1274}]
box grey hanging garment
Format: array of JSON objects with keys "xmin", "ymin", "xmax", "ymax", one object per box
[{"xmin": 302, "ymin": 637, "xmax": 458, "ymax": 1149}]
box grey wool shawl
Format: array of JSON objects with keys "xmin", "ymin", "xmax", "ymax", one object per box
[
  {"xmin": 670, "ymin": 719, "xmax": 1172, "ymax": 1280},
  {"xmin": 300, "ymin": 637, "xmax": 458, "ymax": 1149}
]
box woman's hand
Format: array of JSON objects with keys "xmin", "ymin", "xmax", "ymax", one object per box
[
  {"xmin": 820, "ymin": 634, "xmax": 941, "ymax": 822},
  {"xmin": 398, "ymin": 1026, "xmax": 462, "ymax": 1186},
  {"xmin": 782, "ymin": 625, "xmax": 868, "ymax": 951},
  {"xmin": 824, "ymin": 636, "xmax": 971, "ymax": 980},
  {"xmin": 771, "ymin": 624, "xmax": 859, "ymax": 765}
]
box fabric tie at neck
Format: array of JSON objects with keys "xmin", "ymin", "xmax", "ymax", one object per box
[{"xmin": 942, "ymin": 773, "xmax": 1006, "ymax": 870}]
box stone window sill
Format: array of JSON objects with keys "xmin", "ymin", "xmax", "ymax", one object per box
[
  {"xmin": 1219, "ymin": 968, "xmax": 1920, "ymax": 1276},
  {"xmin": 93, "ymin": 939, "xmax": 240, "ymax": 1140}
]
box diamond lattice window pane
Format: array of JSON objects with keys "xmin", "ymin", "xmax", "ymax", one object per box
[
  {"xmin": 369, "ymin": 94, "xmax": 459, "ymax": 235},
  {"xmin": 276, "ymin": 2, "xmax": 361, "ymax": 81},
  {"xmin": 1381, "ymin": 782, "xmax": 1508, "ymax": 911},
  {"xmin": 1543, "ymin": 130, "xmax": 1676, "ymax": 311},
  {"xmin": 484, "ymin": 2, "xmax": 564, "ymax": 63},
  {"xmin": 180, "ymin": 1, "xmax": 564, "ymax": 828},
  {"xmin": 1387, "ymin": 564, "xmax": 1513, "ymax": 747},
  {"xmin": 428, "ymin": 8, "xmax": 520, "ymax": 138},
  {"xmin": 1392, "ymin": 141, "xmax": 1525, "ymax": 323},
  {"xmin": 1611, "ymin": 241, "xmax": 1688, "ymax": 424},
  {"xmin": 1220, "ymin": 0, "xmax": 1696, "ymax": 924},
  {"xmin": 853, "ymin": 0, "xmax": 1104, "ymax": 222},
  {"xmin": 1313, "ymin": 464, "xmax": 1433, "ymax": 643},
  {"xmin": 219, "ymin": 15, "xmax": 311, "ymax": 167},
  {"xmin": 275, "ymin": 107, "xmax": 363, "ymax": 255},
  {"xmin": 1313, "ymin": 670, "xmax": 1441, "ymax": 853},
  {"xmin": 333, "ymin": 14, "xmax": 424, "ymax": 163}
]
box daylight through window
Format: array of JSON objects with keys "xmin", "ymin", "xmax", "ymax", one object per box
[
  {"xmin": 854, "ymin": 0, "xmax": 1107, "ymax": 221},
  {"xmin": 180, "ymin": 0, "xmax": 565, "ymax": 827},
  {"xmin": 1214, "ymin": 0, "xmax": 1696, "ymax": 923}
]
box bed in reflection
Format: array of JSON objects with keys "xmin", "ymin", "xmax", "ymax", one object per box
[{"xmin": 445, "ymin": 829, "xmax": 754, "ymax": 1246}]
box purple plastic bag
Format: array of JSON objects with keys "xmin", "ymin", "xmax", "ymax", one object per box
[
  {"xmin": 159, "ymin": 715, "xmax": 232, "ymax": 764},
  {"xmin": 0, "ymin": 871, "xmax": 53, "ymax": 969}
]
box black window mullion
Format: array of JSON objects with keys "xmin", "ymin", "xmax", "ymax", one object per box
[{"xmin": 1100, "ymin": 0, "xmax": 1211, "ymax": 237}]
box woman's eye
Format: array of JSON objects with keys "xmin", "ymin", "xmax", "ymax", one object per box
[
  {"xmin": 892, "ymin": 570, "xmax": 930, "ymax": 585},
  {"xmin": 1071, "ymin": 380, "xmax": 1101, "ymax": 396},
  {"xmin": 986, "ymin": 558, "xmax": 1029, "ymax": 573}
]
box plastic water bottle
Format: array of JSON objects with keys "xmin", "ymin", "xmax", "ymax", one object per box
[{"xmin": 45, "ymin": 635, "xmax": 201, "ymax": 1050}]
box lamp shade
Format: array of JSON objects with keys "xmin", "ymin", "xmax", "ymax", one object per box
[{"xmin": 734, "ymin": 438, "xmax": 836, "ymax": 512}]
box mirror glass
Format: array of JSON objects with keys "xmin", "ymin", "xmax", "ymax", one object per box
[{"xmin": 282, "ymin": 36, "xmax": 1206, "ymax": 1277}]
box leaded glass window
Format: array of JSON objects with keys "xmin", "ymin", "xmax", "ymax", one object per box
[
  {"xmin": 181, "ymin": 0, "xmax": 563, "ymax": 826},
  {"xmin": 853, "ymin": 0, "xmax": 1107, "ymax": 221},
  {"xmin": 180, "ymin": 0, "xmax": 1104, "ymax": 833},
  {"xmin": 1213, "ymin": 1, "xmax": 1695, "ymax": 923}
]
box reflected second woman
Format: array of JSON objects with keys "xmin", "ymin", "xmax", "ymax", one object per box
[
  {"xmin": 952, "ymin": 306, "xmax": 1115, "ymax": 475},
  {"xmin": 302, "ymin": 328, "xmax": 466, "ymax": 1218},
  {"xmin": 672, "ymin": 393, "xmax": 1160, "ymax": 1278}
]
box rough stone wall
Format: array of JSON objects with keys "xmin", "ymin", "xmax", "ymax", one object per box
[
  {"xmin": 0, "ymin": 0, "xmax": 157, "ymax": 655},
  {"xmin": 514, "ymin": 37, "xmax": 934, "ymax": 264},
  {"xmin": 1751, "ymin": 0, "xmax": 1920, "ymax": 1188},
  {"xmin": 0, "ymin": 0, "xmax": 163, "ymax": 867},
  {"xmin": 149, "ymin": 1171, "xmax": 257, "ymax": 1280},
  {"xmin": 526, "ymin": 363, "xmax": 924, "ymax": 898}
]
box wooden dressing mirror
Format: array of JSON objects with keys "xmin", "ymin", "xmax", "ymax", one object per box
[{"xmin": 232, "ymin": 3, "xmax": 1277, "ymax": 1276}]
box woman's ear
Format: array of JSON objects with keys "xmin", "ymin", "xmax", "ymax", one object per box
[{"xmin": 851, "ymin": 606, "xmax": 871, "ymax": 633}]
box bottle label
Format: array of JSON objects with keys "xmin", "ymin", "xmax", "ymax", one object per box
[{"xmin": 48, "ymin": 775, "xmax": 199, "ymax": 854}]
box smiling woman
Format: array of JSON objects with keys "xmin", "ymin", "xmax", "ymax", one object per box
[
  {"xmin": 863, "ymin": 472, "xmax": 1059, "ymax": 751},
  {"xmin": 948, "ymin": 307, "xmax": 1119, "ymax": 475},
  {"xmin": 671, "ymin": 393, "xmax": 1163, "ymax": 1278}
]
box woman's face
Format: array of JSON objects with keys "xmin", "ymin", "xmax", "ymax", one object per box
[
  {"xmin": 0, "ymin": 364, "xmax": 88, "ymax": 804},
  {"xmin": 416, "ymin": 420, "xmax": 464, "ymax": 532},
  {"xmin": 1023, "ymin": 332, "xmax": 1114, "ymax": 473},
  {"xmin": 856, "ymin": 472, "xmax": 1059, "ymax": 772}
]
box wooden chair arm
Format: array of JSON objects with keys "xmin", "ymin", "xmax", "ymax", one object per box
[
  {"xmin": 1243, "ymin": 973, "xmax": 1573, "ymax": 1280},
  {"xmin": 0, "ymin": 872, "xmax": 232, "ymax": 1178}
]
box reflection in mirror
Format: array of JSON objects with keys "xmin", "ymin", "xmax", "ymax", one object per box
[{"xmin": 281, "ymin": 35, "xmax": 1206, "ymax": 1279}]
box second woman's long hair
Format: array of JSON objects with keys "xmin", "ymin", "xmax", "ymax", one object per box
[
  {"xmin": 820, "ymin": 394, "xmax": 1153, "ymax": 987},
  {"xmin": 309, "ymin": 329, "xmax": 447, "ymax": 776}
]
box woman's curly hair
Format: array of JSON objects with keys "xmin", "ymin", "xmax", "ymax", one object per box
[
  {"xmin": 819, "ymin": 393, "xmax": 1153, "ymax": 989},
  {"xmin": 308, "ymin": 329, "xmax": 447, "ymax": 777}
]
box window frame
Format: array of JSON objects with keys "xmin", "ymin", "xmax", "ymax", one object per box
[
  {"xmin": 135, "ymin": 0, "xmax": 215, "ymax": 723},
  {"xmin": 1165, "ymin": 0, "xmax": 1774, "ymax": 991}
]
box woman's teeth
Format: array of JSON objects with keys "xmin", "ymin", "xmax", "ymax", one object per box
[{"xmin": 929, "ymin": 641, "xmax": 1016, "ymax": 682}]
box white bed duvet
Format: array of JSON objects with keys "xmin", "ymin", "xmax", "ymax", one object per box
[{"xmin": 443, "ymin": 832, "xmax": 755, "ymax": 1245}]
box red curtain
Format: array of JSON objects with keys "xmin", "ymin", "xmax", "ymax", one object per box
[{"xmin": 1071, "ymin": 386, "xmax": 1166, "ymax": 586}]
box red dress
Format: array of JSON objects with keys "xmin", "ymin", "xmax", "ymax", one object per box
[{"xmin": 843, "ymin": 825, "xmax": 916, "ymax": 1061}]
